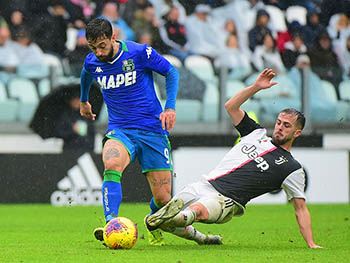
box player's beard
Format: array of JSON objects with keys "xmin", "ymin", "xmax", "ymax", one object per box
[
  {"xmin": 272, "ymin": 132, "xmax": 293, "ymax": 146},
  {"xmin": 97, "ymin": 45, "xmax": 114, "ymax": 62}
]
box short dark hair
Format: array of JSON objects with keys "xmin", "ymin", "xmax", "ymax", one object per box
[
  {"xmin": 85, "ymin": 18, "xmax": 113, "ymax": 42},
  {"xmin": 280, "ymin": 108, "xmax": 306, "ymax": 130}
]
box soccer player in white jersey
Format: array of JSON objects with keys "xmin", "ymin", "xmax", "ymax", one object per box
[{"xmin": 145, "ymin": 69, "xmax": 322, "ymax": 248}]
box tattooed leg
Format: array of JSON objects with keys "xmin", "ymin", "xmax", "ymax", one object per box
[
  {"xmin": 146, "ymin": 170, "xmax": 172, "ymax": 207},
  {"xmin": 101, "ymin": 139, "xmax": 130, "ymax": 222}
]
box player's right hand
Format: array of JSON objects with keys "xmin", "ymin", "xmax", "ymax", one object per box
[
  {"xmin": 80, "ymin": 101, "xmax": 96, "ymax": 120},
  {"xmin": 254, "ymin": 68, "xmax": 278, "ymax": 90}
]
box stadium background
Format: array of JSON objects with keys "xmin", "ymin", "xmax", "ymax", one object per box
[{"xmin": 0, "ymin": 0, "xmax": 349, "ymax": 206}]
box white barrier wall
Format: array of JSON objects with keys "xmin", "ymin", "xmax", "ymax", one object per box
[{"xmin": 172, "ymin": 147, "xmax": 350, "ymax": 204}]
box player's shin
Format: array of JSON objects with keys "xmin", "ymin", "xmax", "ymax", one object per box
[
  {"xmin": 167, "ymin": 209, "xmax": 196, "ymax": 227},
  {"xmin": 102, "ymin": 170, "xmax": 123, "ymax": 223},
  {"xmin": 162, "ymin": 225, "xmax": 219, "ymax": 245}
]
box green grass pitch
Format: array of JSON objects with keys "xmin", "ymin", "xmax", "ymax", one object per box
[{"xmin": 0, "ymin": 203, "xmax": 349, "ymax": 263}]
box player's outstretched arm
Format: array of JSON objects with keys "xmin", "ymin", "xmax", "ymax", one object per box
[
  {"xmin": 225, "ymin": 68, "xmax": 277, "ymax": 126},
  {"xmin": 292, "ymin": 198, "xmax": 323, "ymax": 248}
]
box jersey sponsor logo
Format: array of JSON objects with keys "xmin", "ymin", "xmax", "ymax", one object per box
[
  {"xmin": 97, "ymin": 71, "xmax": 137, "ymax": 89},
  {"xmin": 146, "ymin": 46, "xmax": 152, "ymax": 59},
  {"xmin": 95, "ymin": 66, "xmax": 103, "ymax": 73},
  {"xmin": 241, "ymin": 145, "xmax": 270, "ymax": 171},
  {"xmin": 275, "ymin": 156, "xmax": 288, "ymax": 165},
  {"xmin": 50, "ymin": 153, "xmax": 102, "ymax": 206},
  {"xmin": 122, "ymin": 59, "xmax": 135, "ymax": 72}
]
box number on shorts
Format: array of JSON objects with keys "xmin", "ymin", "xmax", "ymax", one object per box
[{"xmin": 164, "ymin": 148, "xmax": 170, "ymax": 164}]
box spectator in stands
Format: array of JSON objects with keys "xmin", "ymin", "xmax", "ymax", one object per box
[
  {"xmin": 66, "ymin": 29, "xmax": 90, "ymax": 77},
  {"xmin": 0, "ymin": 16, "xmax": 19, "ymax": 83},
  {"xmin": 320, "ymin": 0, "xmax": 350, "ymax": 26},
  {"xmin": 276, "ymin": 20, "xmax": 302, "ymax": 53},
  {"xmin": 31, "ymin": 0, "xmax": 70, "ymax": 58},
  {"xmin": 132, "ymin": 3, "xmax": 167, "ymax": 53},
  {"xmin": 56, "ymin": 95, "xmax": 95, "ymax": 152},
  {"xmin": 66, "ymin": 0, "xmax": 102, "ymax": 29},
  {"xmin": 100, "ymin": 2, "xmax": 135, "ymax": 41},
  {"xmin": 118, "ymin": 0, "xmax": 151, "ymax": 26},
  {"xmin": 136, "ymin": 30, "xmax": 153, "ymax": 45},
  {"xmin": 301, "ymin": 8, "xmax": 325, "ymax": 49},
  {"xmin": 262, "ymin": 0, "xmax": 316, "ymax": 10},
  {"xmin": 214, "ymin": 34, "xmax": 252, "ymax": 81},
  {"xmin": 7, "ymin": 8, "xmax": 26, "ymax": 39},
  {"xmin": 149, "ymin": 0, "xmax": 187, "ymax": 24},
  {"xmin": 184, "ymin": 4, "xmax": 221, "ymax": 58},
  {"xmin": 281, "ymin": 31, "xmax": 308, "ymax": 70},
  {"xmin": 159, "ymin": 6, "xmax": 192, "ymax": 64},
  {"xmin": 327, "ymin": 13, "xmax": 350, "ymax": 45},
  {"xmin": 12, "ymin": 25, "xmax": 44, "ymax": 64},
  {"xmin": 248, "ymin": 9, "xmax": 272, "ymax": 51},
  {"xmin": 333, "ymin": 35, "xmax": 350, "ymax": 80},
  {"xmin": 252, "ymin": 32, "xmax": 285, "ymax": 74},
  {"xmin": 179, "ymin": 0, "xmax": 228, "ymax": 15},
  {"xmin": 307, "ymin": 30, "xmax": 343, "ymax": 99}
]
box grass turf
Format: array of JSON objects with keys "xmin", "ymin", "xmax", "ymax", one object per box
[{"xmin": 0, "ymin": 203, "xmax": 349, "ymax": 263}]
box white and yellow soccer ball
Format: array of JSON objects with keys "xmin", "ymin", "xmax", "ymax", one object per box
[{"xmin": 103, "ymin": 217, "xmax": 138, "ymax": 249}]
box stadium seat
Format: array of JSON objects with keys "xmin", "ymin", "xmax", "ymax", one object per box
[
  {"xmin": 202, "ymin": 82, "xmax": 219, "ymax": 121},
  {"xmin": 42, "ymin": 53, "xmax": 64, "ymax": 77},
  {"xmin": 338, "ymin": 81, "xmax": 350, "ymax": 120},
  {"xmin": 226, "ymin": 80, "xmax": 246, "ymax": 99},
  {"xmin": 184, "ymin": 55, "xmax": 217, "ymax": 84},
  {"xmin": 319, "ymin": 80, "xmax": 350, "ymax": 121},
  {"xmin": 225, "ymin": 79, "xmax": 262, "ymax": 120},
  {"xmin": 65, "ymin": 27, "xmax": 78, "ymax": 51},
  {"xmin": 184, "ymin": 55, "xmax": 219, "ymax": 121},
  {"xmin": 16, "ymin": 64, "xmax": 50, "ymax": 79},
  {"xmin": 285, "ymin": 5, "xmax": 307, "ymax": 25},
  {"xmin": 97, "ymin": 103, "xmax": 108, "ymax": 124},
  {"xmin": 8, "ymin": 77, "xmax": 39, "ymax": 122},
  {"xmin": 265, "ymin": 5, "xmax": 287, "ymax": 32},
  {"xmin": 38, "ymin": 78, "xmax": 51, "ymax": 97},
  {"xmin": 0, "ymin": 81, "xmax": 18, "ymax": 121},
  {"xmin": 175, "ymin": 99, "xmax": 202, "ymax": 122},
  {"xmin": 163, "ymin": 54, "xmax": 182, "ymax": 68},
  {"xmin": 339, "ymin": 80, "xmax": 350, "ymax": 101}
]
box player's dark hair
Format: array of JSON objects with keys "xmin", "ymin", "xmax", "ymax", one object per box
[
  {"xmin": 85, "ymin": 18, "xmax": 112, "ymax": 42},
  {"xmin": 280, "ymin": 108, "xmax": 305, "ymax": 130}
]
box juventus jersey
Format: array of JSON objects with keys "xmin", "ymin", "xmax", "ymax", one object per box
[
  {"xmin": 83, "ymin": 40, "xmax": 171, "ymax": 133},
  {"xmin": 207, "ymin": 113, "xmax": 306, "ymax": 207}
]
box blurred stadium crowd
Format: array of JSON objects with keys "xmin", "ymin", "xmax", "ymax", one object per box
[{"xmin": 0, "ymin": 0, "xmax": 350, "ymax": 124}]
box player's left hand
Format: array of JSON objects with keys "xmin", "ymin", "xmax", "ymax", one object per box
[{"xmin": 159, "ymin": 108, "xmax": 176, "ymax": 131}]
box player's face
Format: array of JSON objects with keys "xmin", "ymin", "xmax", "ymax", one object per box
[
  {"xmin": 88, "ymin": 36, "xmax": 115, "ymax": 62},
  {"xmin": 272, "ymin": 113, "xmax": 301, "ymax": 146}
]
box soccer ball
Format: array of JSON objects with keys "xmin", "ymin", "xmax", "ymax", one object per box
[{"xmin": 103, "ymin": 217, "xmax": 138, "ymax": 249}]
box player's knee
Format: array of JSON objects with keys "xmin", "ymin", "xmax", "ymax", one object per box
[
  {"xmin": 104, "ymin": 159, "xmax": 123, "ymax": 171},
  {"xmin": 188, "ymin": 203, "xmax": 209, "ymax": 221}
]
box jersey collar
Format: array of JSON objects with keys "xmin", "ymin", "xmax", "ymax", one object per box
[{"xmin": 107, "ymin": 40, "xmax": 128, "ymax": 64}]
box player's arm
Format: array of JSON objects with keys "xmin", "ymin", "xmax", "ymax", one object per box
[
  {"xmin": 292, "ymin": 198, "xmax": 322, "ymax": 248},
  {"xmin": 160, "ymin": 65, "xmax": 179, "ymax": 131},
  {"xmin": 80, "ymin": 67, "xmax": 96, "ymax": 120},
  {"xmin": 225, "ymin": 68, "xmax": 277, "ymax": 126}
]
